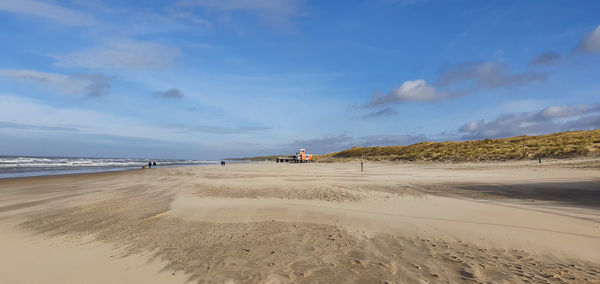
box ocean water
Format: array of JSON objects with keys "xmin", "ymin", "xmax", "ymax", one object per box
[{"xmin": 0, "ymin": 156, "xmax": 218, "ymax": 178}]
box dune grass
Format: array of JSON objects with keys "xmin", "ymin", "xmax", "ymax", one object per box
[{"xmin": 315, "ymin": 130, "xmax": 600, "ymax": 162}]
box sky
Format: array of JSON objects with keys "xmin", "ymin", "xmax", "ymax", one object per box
[{"xmin": 0, "ymin": 0, "xmax": 599, "ymax": 160}]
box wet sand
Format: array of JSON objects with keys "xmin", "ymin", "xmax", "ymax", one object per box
[{"xmin": 1, "ymin": 160, "xmax": 599, "ymax": 283}]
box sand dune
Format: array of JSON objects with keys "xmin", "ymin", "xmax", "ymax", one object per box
[{"xmin": 1, "ymin": 160, "xmax": 599, "ymax": 283}]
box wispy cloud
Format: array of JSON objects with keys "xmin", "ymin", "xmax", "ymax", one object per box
[
  {"xmin": 0, "ymin": 94, "xmax": 156, "ymax": 139},
  {"xmin": 381, "ymin": 0, "xmax": 427, "ymax": 7},
  {"xmin": 176, "ymin": 0, "xmax": 303, "ymax": 28},
  {"xmin": 355, "ymin": 134, "xmax": 428, "ymax": 147},
  {"xmin": 0, "ymin": 0, "xmax": 95, "ymax": 26},
  {"xmin": 154, "ymin": 88, "xmax": 184, "ymax": 99},
  {"xmin": 361, "ymin": 107, "xmax": 398, "ymax": 119},
  {"xmin": 364, "ymin": 60, "xmax": 545, "ymax": 109},
  {"xmin": 575, "ymin": 25, "xmax": 600, "ymax": 53},
  {"xmin": 0, "ymin": 69, "xmax": 111, "ymax": 97},
  {"xmin": 49, "ymin": 39, "xmax": 181, "ymax": 70},
  {"xmin": 285, "ymin": 134, "xmax": 354, "ymax": 154},
  {"xmin": 437, "ymin": 61, "xmax": 546, "ymax": 89},
  {"xmin": 529, "ymin": 51, "xmax": 561, "ymax": 66},
  {"xmin": 459, "ymin": 103, "xmax": 600, "ymax": 139},
  {"xmin": 178, "ymin": 0, "xmax": 300, "ymax": 16},
  {"xmin": 0, "ymin": 121, "xmax": 79, "ymax": 132},
  {"xmin": 0, "ymin": 95, "xmax": 273, "ymax": 146},
  {"xmin": 180, "ymin": 124, "xmax": 272, "ymax": 134}
]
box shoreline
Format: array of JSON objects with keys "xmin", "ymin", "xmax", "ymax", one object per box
[{"xmin": 1, "ymin": 156, "xmax": 597, "ymax": 180}]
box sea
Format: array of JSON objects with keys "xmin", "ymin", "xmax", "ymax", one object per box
[{"xmin": 0, "ymin": 156, "xmax": 218, "ymax": 178}]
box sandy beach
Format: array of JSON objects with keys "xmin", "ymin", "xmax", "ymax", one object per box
[{"xmin": 1, "ymin": 160, "xmax": 599, "ymax": 283}]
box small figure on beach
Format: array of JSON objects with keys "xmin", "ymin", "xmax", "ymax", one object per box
[
  {"xmin": 221, "ymin": 161, "xmax": 225, "ymax": 166},
  {"xmin": 153, "ymin": 161, "xmax": 157, "ymax": 167},
  {"xmin": 148, "ymin": 161, "xmax": 152, "ymax": 169}
]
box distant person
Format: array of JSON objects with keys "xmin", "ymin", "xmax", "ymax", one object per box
[
  {"xmin": 221, "ymin": 161, "xmax": 225, "ymax": 166},
  {"xmin": 153, "ymin": 161, "xmax": 157, "ymax": 167},
  {"xmin": 148, "ymin": 161, "xmax": 152, "ymax": 169}
]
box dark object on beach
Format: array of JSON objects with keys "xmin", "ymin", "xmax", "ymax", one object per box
[
  {"xmin": 221, "ymin": 161, "xmax": 225, "ymax": 166},
  {"xmin": 148, "ymin": 162, "xmax": 152, "ymax": 169},
  {"xmin": 538, "ymin": 157, "xmax": 542, "ymax": 164},
  {"xmin": 153, "ymin": 161, "xmax": 157, "ymax": 167}
]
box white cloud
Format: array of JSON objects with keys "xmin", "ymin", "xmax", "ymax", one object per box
[
  {"xmin": 368, "ymin": 80, "xmax": 447, "ymax": 106},
  {"xmin": 0, "ymin": 69, "xmax": 110, "ymax": 97},
  {"xmin": 538, "ymin": 104, "xmax": 600, "ymax": 119},
  {"xmin": 50, "ymin": 39, "xmax": 181, "ymax": 70},
  {"xmin": 0, "ymin": 0, "xmax": 95, "ymax": 26},
  {"xmin": 576, "ymin": 25, "xmax": 600, "ymax": 53},
  {"xmin": 459, "ymin": 103, "xmax": 600, "ymax": 139}
]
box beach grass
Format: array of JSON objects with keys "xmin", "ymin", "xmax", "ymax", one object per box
[{"xmin": 316, "ymin": 130, "xmax": 600, "ymax": 162}]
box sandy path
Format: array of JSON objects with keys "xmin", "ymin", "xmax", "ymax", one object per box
[{"xmin": 1, "ymin": 160, "xmax": 599, "ymax": 283}]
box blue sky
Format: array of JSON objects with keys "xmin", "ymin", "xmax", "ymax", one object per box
[{"xmin": 1, "ymin": 0, "xmax": 599, "ymax": 160}]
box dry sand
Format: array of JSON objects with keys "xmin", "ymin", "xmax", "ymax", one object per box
[{"xmin": 1, "ymin": 159, "xmax": 599, "ymax": 283}]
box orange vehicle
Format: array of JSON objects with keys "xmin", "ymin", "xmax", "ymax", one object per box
[
  {"xmin": 276, "ymin": 148, "xmax": 313, "ymax": 163},
  {"xmin": 296, "ymin": 148, "xmax": 313, "ymax": 162}
]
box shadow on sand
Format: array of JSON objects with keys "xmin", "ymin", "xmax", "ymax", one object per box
[{"xmin": 427, "ymin": 180, "xmax": 600, "ymax": 209}]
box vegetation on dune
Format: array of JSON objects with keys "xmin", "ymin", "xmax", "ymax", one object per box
[{"xmin": 315, "ymin": 130, "xmax": 600, "ymax": 162}]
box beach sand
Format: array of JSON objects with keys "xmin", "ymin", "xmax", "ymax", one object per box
[{"xmin": 1, "ymin": 159, "xmax": 599, "ymax": 283}]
